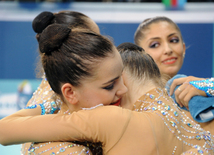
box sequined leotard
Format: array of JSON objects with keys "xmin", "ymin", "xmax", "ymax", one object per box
[{"xmin": 1, "ymin": 88, "xmax": 213, "ymax": 155}]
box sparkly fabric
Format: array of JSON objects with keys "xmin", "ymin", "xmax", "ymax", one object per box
[
  {"xmin": 26, "ymin": 76, "xmax": 63, "ymax": 114},
  {"xmin": 14, "ymin": 74, "xmax": 214, "ymax": 155},
  {"xmin": 189, "ymin": 78, "xmax": 214, "ymax": 97},
  {"xmin": 16, "ymin": 88, "xmax": 214, "ymax": 154},
  {"xmin": 24, "ymin": 104, "xmax": 45, "ymax": 115},
  {"xmin": 21, "ymin": 142, "xmax": 91, "ymax": 155},
  {"xmin": 132, "ymin": 88, "xmax": 214, "ymax": 154}
]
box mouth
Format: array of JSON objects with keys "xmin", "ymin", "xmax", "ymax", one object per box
[
  {"xmin": 110, "ymin": 99, "xmax": 121, "ymax": 106},
  {"xmin": 162, "ymin": 57, "xmax": 177, "ymax": 65}
]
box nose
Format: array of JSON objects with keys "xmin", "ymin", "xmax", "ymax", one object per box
[
  {"xmin": 164, "ymin": 43, "xmax": 173, "ymax": 55},
  {"xmin": 116, "ymin": 79, "xmax": 128, "ymax": 97}
]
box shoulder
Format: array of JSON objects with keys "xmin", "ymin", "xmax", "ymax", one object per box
[{"xmin": 78, "ymin": 106, "xmax": 132, "ymax": 121}]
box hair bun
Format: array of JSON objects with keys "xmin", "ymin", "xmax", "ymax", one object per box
[
  {"xmin": 32, "ymin": 11, "xmax": 54, "ymax": 33},
  {"xmin": 39, "ymin": 24, "xmax": 71, "ymax": 54}
]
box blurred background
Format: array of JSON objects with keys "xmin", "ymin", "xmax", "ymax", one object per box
[{"xmin": 0, "ymin": 0, "xmax": 213, "ymax": 154}]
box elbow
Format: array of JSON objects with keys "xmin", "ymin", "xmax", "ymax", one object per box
[
  {"xmin": 0, "ymin": 143, "xmax": 10, "ymax": 146},
  {"xmin": 0, "ymin": 121, "xmax": 15, "ymax": 146},
  {"xmin": 0, "ymin": 140, "xmax": 10, "ymax": 146},
  {"xmin": 0, "ymin": 136, "xmax": 10, "ymax": 146},
  {"xmin": 0, "ymin": 132, "xmax": 11, "ymax": 146}
]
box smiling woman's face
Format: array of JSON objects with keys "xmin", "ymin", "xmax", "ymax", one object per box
[{"xmin": 138, "ymin": 21, "xmax": 185, "ymax": 79}]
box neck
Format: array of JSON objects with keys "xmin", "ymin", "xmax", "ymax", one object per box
[{"xmin": 121, "ymin": 80, "xmax": 157, "ymax": 110}]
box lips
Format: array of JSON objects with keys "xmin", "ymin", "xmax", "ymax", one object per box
[
  {"xmin": 110, "ymin": 99, "xmax": 121, "ymax": 106},
  {"xmin": 162, "ymin": 57, "xmax": 177, "ymax": 65}
]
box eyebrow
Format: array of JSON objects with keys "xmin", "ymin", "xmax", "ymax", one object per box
[
  {"xmin": 167, "ymin": 33, "xmax": 177, "ymax": 38},
  {"xmin": 147, "ymin": 33, "xmax": 178, "ymax": 43},
  {"xmin": 102, "ymin": 76, "xmax": 120, "ymax": 86}
]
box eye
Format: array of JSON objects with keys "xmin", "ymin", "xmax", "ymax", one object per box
[
  {"xmin": 103, "ymin": 81, "xmax": 115, "ymax": 90},
  {"xmin": 170, "ymin": 38, "xmax": 179, "ymax": 43},
  {"xmin": 149, "ymin": 42, "xmax": 159, "ymax": 48}
]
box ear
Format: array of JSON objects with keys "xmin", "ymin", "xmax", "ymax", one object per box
[
  {"xmin": 61, "ymin": 83, "xmax": 78, "ymax": 105},
  {"xmin": 182, "ymin": 43, "xmax": 186, "ymax": 57}
]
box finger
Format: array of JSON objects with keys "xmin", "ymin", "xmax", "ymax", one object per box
[
  {"xmin": 170, "ymin": 77, "xmax": 188, "ymax": 95},
  {"xmin": 174, "ymin": 87, "xmax": 183, "ymax": 107},
  {"xmin": 180, "ymin": 85, "xmax": 203, "ymax": 109},
  {"xmin": 183, "ymin": 93, "xmax": 192, "ymax": 108},
  {"xmin": 177, "ymin": 87, "xmax": 189, "ymax": 107},
  {"xmin": 178, "ymin": 87, "xmax": 191, "ymax": 108}
]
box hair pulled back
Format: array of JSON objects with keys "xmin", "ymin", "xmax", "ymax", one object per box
[
  {"xmin": 33, "ymin": 11, "xmax": 99, "ymax": 78},
  {"xmin": 134, "ymin": 16, "xmax": 183, "ymax": 46},
  {"xmin": 117, "ymin": 42, "xmax": 164, "ymax": 88},
  {"xmin": 33, "ymin": 12, "xmax": 113, "ymax": 96},
  {"xmin": 32, "ymin": 11, "xmax": 92, "ymax": 34}
]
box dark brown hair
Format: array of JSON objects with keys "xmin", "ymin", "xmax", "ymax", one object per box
[
  {"xmin": 33, "ymin": 11, "xmax": 99, "ymax": 78},
  {"xmin": 33, "ymin": 12, "xmax": 113, "ymax": 96}
]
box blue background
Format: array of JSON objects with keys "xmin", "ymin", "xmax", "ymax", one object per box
[{"xmin": 0, "ymin": 22, "xmax": 213, "ymax": 79}]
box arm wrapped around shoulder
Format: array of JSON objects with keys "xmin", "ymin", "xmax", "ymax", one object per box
[{"xmin": 0, "ymin": 106, "xmax": 131, "ymax": 147}]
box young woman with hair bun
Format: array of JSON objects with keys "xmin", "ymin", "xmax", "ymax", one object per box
[{"xmin": 21, "ymin": 10, "xmax": 105, "ymax": 155}]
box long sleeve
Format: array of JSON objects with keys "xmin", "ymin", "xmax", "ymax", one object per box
[
  {"xmin": 189, "ymin": 78, "xmax": 214, "ymax": 97},
  {"xmin": 0, "ymin": 106, "xmax": 131, "ymax": 152}
]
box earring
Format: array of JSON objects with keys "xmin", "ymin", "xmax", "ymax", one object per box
[{"xmin": 183, "ymin": 53, "xmax": 185, "ymax": 58}]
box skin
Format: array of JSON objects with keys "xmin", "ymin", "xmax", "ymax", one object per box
[
  {"xmin": 121, "ymin": 70, "xmax": 156, "ymax": 110},
  {"xmin": 138, "ymin": 21, "xmax": 186, "ymax": 80},
  {"xmin": 62, "ymin": 47, "xmax": 127, "ymax": 112},
  {"xmin": 136, "ymin": 20, "xmax": 203, "ymax": 108}
]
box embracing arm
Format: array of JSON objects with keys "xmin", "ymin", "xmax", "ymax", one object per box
[
  {"xmin": 0, "ymin": 106, "xmax": 131, "ymax": 148},
  {"xmin": 0, "ymin": 106, "xmax": 42, "ymax": 145}
]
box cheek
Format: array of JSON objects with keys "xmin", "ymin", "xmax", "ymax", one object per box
[
  {"xmin": 97, "ymin": 91, "xmax": 114, "ymax": 102},
  {"xmin": 174, "ymin": 44, "xmax": 184, "ymax": 56}
]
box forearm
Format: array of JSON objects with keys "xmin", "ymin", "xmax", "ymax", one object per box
[
  {"xmin": 0, "ymin": 106, "xmax": 42, "ymax": 145},
  {"xmin": 0, "ymin": 108, "xmax": 99, "ymax": 146},
  {"xmin": 0, "ymin": 106, "xmax": 128, "ymax": 148}
]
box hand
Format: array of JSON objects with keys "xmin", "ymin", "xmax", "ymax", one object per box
[{"xmin": 170, "ymin": 76, "xmax": 206, "ymax": 109}]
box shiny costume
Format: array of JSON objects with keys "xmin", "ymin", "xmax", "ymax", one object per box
[
  {"xmin": 167, "ymin": 75, "xmax": 214, "ymax": 136},
  {"xmin": 189, "ymin": 78, "xmax": 214, "ymax": 97},
  {"xmin": 2, "ymin": 88, "xmax": 214, "ymax": 155}
]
